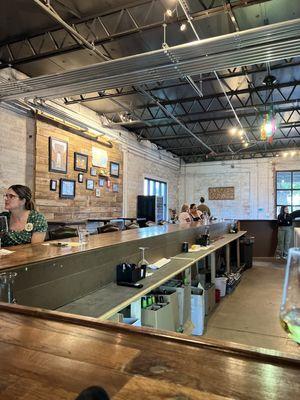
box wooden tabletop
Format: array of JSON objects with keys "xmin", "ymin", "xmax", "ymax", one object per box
[
  {"xmin": 0, "ymin": 304, "xmax": 299, "ymax": 400},
  {"xmin": 0, "ymin": 221, "xmax": 219, "ymax": 271}
]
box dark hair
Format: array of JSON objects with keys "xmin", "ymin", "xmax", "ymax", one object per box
[
  {"xmin": 190, "ymin": 203, "xmax": 196, "ymax": 209},
  {"xmin": 75, "ymin": 386, "xmax": 109, "ymax": 400},
  {"xmin": 279, "ymin": 205, "xmax": 288, "ymax": 216},
  {"xmin": 200, "ymin": 197, "xmax": 205, "ymax": 203},
  {"xmin": 8, "ymin": 185, "xmax": 35, "ymax": 210}
]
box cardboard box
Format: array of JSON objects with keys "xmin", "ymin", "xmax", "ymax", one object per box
[{"xmin": 142, "ymin": 303, "xmax": 175, "ymax": 331}]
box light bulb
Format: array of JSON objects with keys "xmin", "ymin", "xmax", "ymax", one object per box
[
  {"xmin": 244, "ymin": 142, "xmax": 249, "ymax": 148},
  {"xmin": 180, "ymin": 23, "xmax": 187, "ymax": 31},
  {"xmin": 166, "ymin": 9, "xmax": 173, "ymax": 16},
  {"xmin": 229, "ymin": 127, "xmax": 237, "ymax": 135}
]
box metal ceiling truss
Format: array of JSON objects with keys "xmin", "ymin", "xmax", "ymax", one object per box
[
  {"xmin": 101, "ymin": 79, "xmax": 300, "ymax": 123},
  {"xmin": 0, "ymin": 0, "xmax": 270, "ymax": 68}
]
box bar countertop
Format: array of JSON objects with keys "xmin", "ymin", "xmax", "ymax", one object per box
[
  {"xmin": 0, "ymin": 221, "xmax": 221, "ymax": 271},
  {"xmin": 0, "ymin": 304, "xmax": 299, "ymax": 400}
]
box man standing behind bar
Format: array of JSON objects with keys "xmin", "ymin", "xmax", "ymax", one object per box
[{"xmin": 197, "ymin": 197, "xmax": 211, "ymax": 216}]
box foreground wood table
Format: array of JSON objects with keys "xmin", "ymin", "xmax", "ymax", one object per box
[{"xmin": 0, "ymin": 304, "xmax": 299, "ymax": 400}]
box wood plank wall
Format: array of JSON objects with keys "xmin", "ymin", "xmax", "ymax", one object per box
[{"xmin": 34, "ymin": 118, "xmax": 123, "ymax": 221}]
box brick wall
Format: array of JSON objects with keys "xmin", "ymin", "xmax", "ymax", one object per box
[
  {"xmin": 0, "ymin": 107, "xmax": 35, "ymax": 208},
  {"xmin": 35, "ymin": 118, "xmax": 123, "ymax": 221},
  {"xmin": 179, "ymin": 157, "xmax": 300, "ymax": 220},
  {"xmin": 125, "ymin": 146, "xmax": 180, "ymax": 218}
]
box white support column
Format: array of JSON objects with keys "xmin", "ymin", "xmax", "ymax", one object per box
[
  {"xmin": 210, "ymin": 252, "xmax": 216, "ymax": 283},
  {"xmin": 226, "ymin": 243, "xmax": 231, "ymax": 273}
]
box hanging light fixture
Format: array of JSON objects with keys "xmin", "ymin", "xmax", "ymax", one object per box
[{"xmin": 260, "ymin": 63, "xmax": 277, "ymax": 142}]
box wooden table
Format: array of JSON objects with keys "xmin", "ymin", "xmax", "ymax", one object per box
[{"xmin": 0, "ymin": 304, "xmax": 299, "ymax": 400}]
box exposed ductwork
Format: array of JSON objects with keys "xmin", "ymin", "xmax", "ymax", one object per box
[{"xmin": 1, "ymin": 18, "xmax": 300, "ymax": 102}]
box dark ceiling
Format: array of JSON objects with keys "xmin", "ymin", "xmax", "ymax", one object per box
[{"xmin": 0, "ymin": 0, "xmax": 300, "ymax": 162}]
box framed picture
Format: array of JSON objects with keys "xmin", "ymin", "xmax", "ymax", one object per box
[
  {"xmin": 59, "ymin": 178, "xmax": 75, "ymax": 199},
  {"xmin": 92, "ymin": 147, "xmax": 108, "ymax": 167},
  {"xmin": 49, "ymin": 137, "xmax": 68, "ymax": 173},
  {"xmin": 110, "ymin": 162, "xmax": 119, "ymax": 178},
  {"xmin": 50, "ymin": 179, "xmax": 57, "ymax": 191},
  {"xmin": 78, "ymin": 173, "xmax": 83, "ymax": 183},
  {"xmin": 95, "ymin": 188, "xmax": 101, "ymax": 197},
  {"xmin": 86, "ymin": 179, "xmax": 94, "ymax": 190},
  {"xmin": 90, "ymin": 167, "xmax": 97, "ymax": 176},
  {"xmin": 113, "ymin": 183, "xmax": 119, "ymax": 192},
  {"xmin": 98, "ymin": 178, "xmax": 105, "ymax": 187},
  {"xmin": 74, "ymin": 152, "xmax": 88, "ymax": 172}
]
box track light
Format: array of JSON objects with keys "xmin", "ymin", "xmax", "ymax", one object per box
[{"xmin": 263, "ymin": 74, "xmax": 277, "ymax": 86}]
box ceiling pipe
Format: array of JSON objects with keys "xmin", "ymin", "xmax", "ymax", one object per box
[{"xmin": 177, "ymin": 0, "xmax": 250, "ymax": 142}]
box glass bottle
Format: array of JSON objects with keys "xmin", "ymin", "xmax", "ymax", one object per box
[{"xmin": 280, "ymin": 248, "xmax": 300, "ymax": 344}]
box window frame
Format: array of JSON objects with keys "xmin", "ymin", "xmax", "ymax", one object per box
[
  {"xmin": 144, "ymin": 177, "xmax": 168, "ymax": 220},
  {"xmin": 275, "ymin": 170, "xmax": 300, "ymax": 217}
]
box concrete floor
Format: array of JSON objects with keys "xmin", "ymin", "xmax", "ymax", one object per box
[{"xmin": 204, "ymin": 259, "xmax": 300, "ymax": 355}]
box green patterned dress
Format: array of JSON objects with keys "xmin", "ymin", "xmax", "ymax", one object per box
[{"xmin": 0, "ymin": 210, "xmax": 48, "ymax": 246}]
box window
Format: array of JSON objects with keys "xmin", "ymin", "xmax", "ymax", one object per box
[
  {"xmin": 276, "ymin": 171, "xmax": 300, "ymax": 216},
  {"xmin": 144, "ymin": 178, "xmax": 168, "ymax": 219}
]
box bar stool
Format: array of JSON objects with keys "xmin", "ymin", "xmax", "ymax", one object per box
[{"xmin": 97, "ymin": 224, "xmax": 119, "ymax": 234}]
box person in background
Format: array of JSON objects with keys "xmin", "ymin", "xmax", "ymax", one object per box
[
  {"xmin": 178, "ymin": 204, "xmax": 191, "ymax": 223},
  {"xmin": 276, "ymin": 205, "xmax": 293, "ymax": 260},
  {"xmin": 0, "ymin": 184, "xmax": 47, "ymax": 246},
  {"xmin": 190, "ymin": 203, "xmax": 203, "ymax": 221},
  {"xmin": 197, "ymin": 196, "xmax": 211, "ymax": 216}
]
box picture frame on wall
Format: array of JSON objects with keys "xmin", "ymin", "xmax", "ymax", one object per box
[
  {"xmin": 110, "ymin": 162, "xmax": 119, "ymax": 178},
  {"xmin": 59, "ymin": 178, "xmax": 76, "ymax": 199},
  {"xmin": 90, "ymin": 167, "xmax": 97, "ymax": 176},
  {"xmin": 86, "ymin": 179, "xmax": 94, "ymax": 190},
  {"xmin": 78, "ymin": 173, "xmax": 83, "ymax": 183},
  {"xmin": 74, "ymin": 152, "xmax": 88, "ymax": 172},
  {"xmin": 112, "ymin": 183, "xmax": 119, "ymax": 192},
  {"xmin": 98, "ymin": 178, "xmax": 105, "ymax": 187},
  {"xmin": 95, "ymin": 188, "xmax": 101, "ymax": 197},
  {"xmin": 50, "ymin": 179, "xmax": 57, "ymax": 191},
  {"xmin": 92, "ymin": 147, "xmax": 108, "ymax": 167},
  {"xmin": 49, "ymin": 137, "xmax": 68, "ymax": 173}
]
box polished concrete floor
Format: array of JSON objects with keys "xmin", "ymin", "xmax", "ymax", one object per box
[{"xmin": 204, "ymin": 259, "xmax": 300, "ymax": 355}]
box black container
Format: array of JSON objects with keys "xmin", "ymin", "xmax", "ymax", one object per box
[
  {"xmin": 240, "ymin": 236, "xmax": 255, "ymax": 269},
  {"xmin": 116, "ymin": 263, "xmax": 146, "ymax": 283},
  {"xmin": 182, "ymin": 242, "xmax": 189, "ymax": 252},
  {"xmin": 196, "ymin": 234, "xmax": 209, "ymax": 246}
]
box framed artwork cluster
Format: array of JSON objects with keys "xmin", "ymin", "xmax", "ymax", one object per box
[{"xmin": 48, "ymin": 137, "xmax": 121, "ymax": 199}]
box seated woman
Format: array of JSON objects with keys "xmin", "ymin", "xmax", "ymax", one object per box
[
  {"xmin": 190, "ymin": 203, "xmax": 203, "ymax": 221},
  {"xmin": 178, "ymin": 204, "xmax": 191, "ymax": 223},
  {"xmin": 0, "ymin": 184, "xmax": 48, "ymax": 246}
]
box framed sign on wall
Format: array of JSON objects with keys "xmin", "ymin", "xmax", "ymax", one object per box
[
  {"xmin": 110, "ymin": 162, "xmax": 119, "ymax": 178},
  {"xmin": 74, "ymin": 152, "xmax": 88, "ymax": 172},
  {"xmin": 59, "ymin": 178, "xmax": 76, "ymax": 199},
  {"xmin": 208, "ymin": 186, "xmax": 235, "ymax": 200},
  {"xmin": 49, "ymin": 137, "xmax": 68, "ymax": 173}
]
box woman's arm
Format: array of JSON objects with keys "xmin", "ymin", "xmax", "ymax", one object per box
[{"xmin": 31, "ymin": 231, "xmax": 46, "ymax": 244}]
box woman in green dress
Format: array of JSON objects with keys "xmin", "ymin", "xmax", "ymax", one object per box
[{"xmin": 0, "ymin": 185, "xmax": 48, "ymax": 246}]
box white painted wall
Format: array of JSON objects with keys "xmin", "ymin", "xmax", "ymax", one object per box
[
  {"xmin": 179, "ymin": 157, "xmax": 300, "ymax": 220},
  {"xmin": 0, "ymin": 107, "xmax": 36, "ymax": 208}
]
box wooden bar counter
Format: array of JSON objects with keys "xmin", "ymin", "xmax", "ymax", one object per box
[{"xmin": 0, "ymin": 304, "xmax": 299, "ymax": 400}]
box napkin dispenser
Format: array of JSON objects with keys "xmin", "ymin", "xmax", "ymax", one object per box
[{"xmin": 116, "ymin": 263, "xmax": 146, "ymax": 283}]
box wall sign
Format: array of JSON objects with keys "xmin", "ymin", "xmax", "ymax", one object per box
[
  {"xmin": 92, "ymin": 147, "xmax": 108, "ymax": 167},
  {"xmin": 74, "ymin": 152, "xmax": 88, "ymax": 172},
  {"xmin": 49, "ymin": 137, "xmax": 68, "ymax": 173},
  {"xmin": 208, "ymin": 187, "xmax": 235, "ymax": 200},
  {"xmin": 59, "ymin": 178, "xmax": 76, "ymax": 199}
]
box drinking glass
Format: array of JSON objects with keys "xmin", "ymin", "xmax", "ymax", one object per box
[
  {"xmin": 280, "ymin": 247, "xmax": 300, "ymax": 344},
  {"xmin": 137, "ymin": 247, "xmax": 149, "ymax": 268},
  {"xmin": 0, "ymin": 215, "xmax": 8, "ymax": 249}
]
